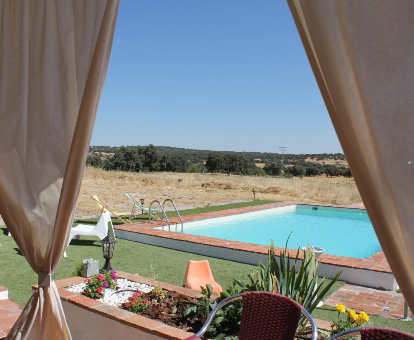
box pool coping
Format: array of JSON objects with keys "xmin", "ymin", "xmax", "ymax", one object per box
[{"xmin": 114, "ymin": 201, "xmax": 391, "ymax": 274}]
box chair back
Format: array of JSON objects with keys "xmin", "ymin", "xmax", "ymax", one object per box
[
  {"xmin": 239, "ymin": 292, "xmax": 302, "ymax": 340},
  {"xmin": 331, "ymin": 327, "xmax": 414, "ymax": 340},
  {"xmin": 183, "ymin": 260, "xmax": 222, "ymax": 293},
  {"xmin": 361, "ymin": 327, "xmax": 414, "ymax": 340},
  {"xmin": 186, "ymin": 260, "xmax": 214, "ymax": 281},
  {"xmin": 124, "ymin": 193, "xmax": 137, "ymax": 206},
  {"xmin": 92, "ymin": 212, "xmax": 110, "ymax": 235}
]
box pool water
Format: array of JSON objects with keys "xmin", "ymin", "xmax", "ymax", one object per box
[{"xmin": 181, "ymin": 205, "xmax": 380, "ymax": 259}]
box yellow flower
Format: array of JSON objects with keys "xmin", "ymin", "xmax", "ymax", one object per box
[
  {"xmin": 359, "ymin": 311, "xmax": 370, "ymax": 323},
  {"xmin": 347, "ymin": 308, "xmax": 358, "ymax": 322},
  {"xmin": 355, "ymin": 315, "xmax": 362, "ymax": 325},
  {"xmin": 335, "ymin": 304, "xmax": 346, "ymax": 313}
]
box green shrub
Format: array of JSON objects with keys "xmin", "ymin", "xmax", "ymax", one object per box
[
  {"xmin": 73, "ymin": 262, "xmax": 83, "ymax": 277},
  {"xmin": 184, "ymin": 241, "xmax": 341, "ymax": 338}
]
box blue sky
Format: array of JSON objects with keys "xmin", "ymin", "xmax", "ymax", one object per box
[{"xmin": 92, "ymin": 0, "xmax": 342, "ymax": 154}]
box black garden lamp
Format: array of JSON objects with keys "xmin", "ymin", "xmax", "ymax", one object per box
[
  {"xmin": 252, "ymin": 188, "xmax": 257, "ymax": 200},
  {"xmin": 99, "ymin": 233, "xmax": 117, "ymax": 273},
  {"xmin": 140, "ymin": 198, "xmax": 145, "ymax": 213}
]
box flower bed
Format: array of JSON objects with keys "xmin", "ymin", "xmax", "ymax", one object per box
[
  {"xmin": 65, "ymin": 274, "xmax": 200, "ymax": 332},
  {"xmin": 33, "ymin": 272, "xmax": 202, "ymax": 340}
]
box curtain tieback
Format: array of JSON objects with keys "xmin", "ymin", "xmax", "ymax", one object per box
[{"xmin": 38, "ymin": 273, "xmax": 52, "ymax": 287}]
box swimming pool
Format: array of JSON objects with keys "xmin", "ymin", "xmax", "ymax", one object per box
[{"xmin": 179, "ymin": 205, "xmax": 380, "ymax": 259}]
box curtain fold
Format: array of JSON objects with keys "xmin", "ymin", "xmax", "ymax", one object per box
[
  {"xmin": 287, "ymin": 0, "xmax": 414, "ymax": 311},
  {"xmin": 0, "ymin": 0, "xmax": 119, "ymax": 339}
]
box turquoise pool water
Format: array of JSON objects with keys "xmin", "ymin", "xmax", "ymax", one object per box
[{"xmin": 182, "ymin": 205, "xmax": 380, "ymax": 259}]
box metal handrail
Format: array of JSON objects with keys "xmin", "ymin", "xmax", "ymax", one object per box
[
  {"xmin": 149, "ymin": 200, "xmax": 171, "ymax": 231},
  {"xmin": 194, "ymin": 293, "xmax": 318, "ymax": 340},
  {"xmin": 162, "ymin": 198, "xmax": 184, "ymax": 232}
]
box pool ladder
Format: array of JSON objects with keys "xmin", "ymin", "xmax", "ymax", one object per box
[{"xmin": 148, "ymin": 199, "xmax": 184, "ymax": 232}]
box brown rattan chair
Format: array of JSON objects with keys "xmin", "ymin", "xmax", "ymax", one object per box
[
  {"xmin": 184, "ymin": 291, "xmax": 317, "ymax": 340},
  {"xmin": 330, "ymin": 327, "xmax": 414, "ymax": 339}
]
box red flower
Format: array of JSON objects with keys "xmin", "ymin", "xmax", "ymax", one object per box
[
  {"xmin": 97, "ymin": 288, "xmax": 102, "ymax": 293},
  {"xmin": 87, "ymin": 279, "xmax": 91, "ymax": 283},
  {"xmin": 97, "ymin": 274, "xmax": 104, "ymax": 281},
  {"xmin": 96, "ymin": 294, "xmax": 101, "ymax": 298},
  {"xmin": 85, "ymin": 291, "xmax": 89, "ymax": 294}
]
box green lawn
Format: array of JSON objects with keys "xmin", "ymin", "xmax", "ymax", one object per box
[
  {"xmin": 1, "ymin": 200, "xmax": 412, "ymax": 334},
  {"xmin": 0, "ymin": 226, "xmax": 342, "ymax": 305}
]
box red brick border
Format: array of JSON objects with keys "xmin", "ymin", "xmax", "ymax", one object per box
[
  {"xmin": 33, "ymin": 272, "xmax": 202, "ymax": 340},
  {"xmin": 114, "ymin": 202, "xmax": 391, "ymax": 273}
]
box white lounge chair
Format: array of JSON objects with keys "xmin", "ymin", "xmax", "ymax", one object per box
[{"xmin": 64, "ymin": 212, "xmax": 114, "ymax": 257}]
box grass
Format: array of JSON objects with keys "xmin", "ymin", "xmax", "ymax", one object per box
[
  {"xmin": 0, "ymin": 227, "xmax": 259, "ymax": 306},
  {"xmin": 0, "ymin": 225, "xmax": 340, "ymax": 304},
  {"xmin": 1, "ymin": 228, "xmax": 412, "ymax": 334},
  {"xmin": 1, "ymin": 198, "xmax": 412, "ymax": 334}
]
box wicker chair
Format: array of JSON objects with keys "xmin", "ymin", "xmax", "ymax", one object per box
[
  {"xmin": 330, "ymin": 327, "xmax": 414, "ymax": 339},
  {"xmin": 184, "ymin": 291, "xmax": 317, "ymax": 340}
]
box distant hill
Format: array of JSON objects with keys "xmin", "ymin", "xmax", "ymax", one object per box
[{"xmin": 89, "ymin": 145, "xmax": 347, "ymax": 167}]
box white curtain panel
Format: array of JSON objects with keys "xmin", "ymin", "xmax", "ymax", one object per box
[
  {"xmin": 0, "ymin": 1, "xmax": 119, "ymax": 338},
  {"xmin": 287, "ymin": 0, "xmax": 414, "ymax": 311}
]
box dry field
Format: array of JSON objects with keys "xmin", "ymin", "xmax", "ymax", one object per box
[{"xmin": 75, "ymin": 167, "xmax": 362, "ymax": 219}]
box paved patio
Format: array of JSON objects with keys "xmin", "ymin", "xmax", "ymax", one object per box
[
  {"xmin": 0, "ymin": 286, "xmax": 22, "ymax": 339},
  {"xmin": 324, "ymin": 284, "xmax": 412, "ymax": 319}
]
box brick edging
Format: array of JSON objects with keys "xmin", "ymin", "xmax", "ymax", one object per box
[{"xmin": 33, "ymin": 273, "xmax": 202, "ymax": 340}]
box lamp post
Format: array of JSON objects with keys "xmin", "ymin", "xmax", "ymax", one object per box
[
  {"xmin": 99, "ymin": 233, "xmax": 117, "ymax": 273},
  {"xmin": 140, "ymin": 198, "xmax": 145, "ymax": 214},
  {"xmin": 252, "ymin": 188, "xmax": 257, "ymax": 200}
]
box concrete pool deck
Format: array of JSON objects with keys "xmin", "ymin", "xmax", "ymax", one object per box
[{"xmin": 114, "ymin": 202, "xmax": 396, "ymax": 290}]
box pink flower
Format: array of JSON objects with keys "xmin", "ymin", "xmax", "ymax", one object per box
[
  {"xmin": 103, "ymin": 281, "xmax": 109, "ymax": 288},
  {"xmin": 97, "ymin": 274, "xmax": 104, "ymax": 281},
  {"xmin": 96, "ymin": 294, "xmax": 101, "ymax": 298},
  {"xmin": 97, "ymin": 288, "xmax": 102, "ymax": 293}
]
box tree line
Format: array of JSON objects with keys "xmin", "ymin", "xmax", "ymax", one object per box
[
  {"xmin": 87, "ymin": 145, "xmax": 188, "ymax": 173},
  {"xmin": 87, "ymin": 147, "xmax": 352, "ymax": 178},
  {"xmin": 89, "ymin": 145, "xmax": 346, "ymax": 166}
]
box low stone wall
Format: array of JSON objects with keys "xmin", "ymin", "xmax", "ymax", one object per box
[{"xmin": 32, "ymin": 272, "xmax": 202, "ymax": 340}]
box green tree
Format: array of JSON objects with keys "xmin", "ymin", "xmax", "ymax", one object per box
[
  {"xmin": 264, "ymin": 162, "xmax": 282, "ymax": 176},
  {"xmin": 343, "ymin": 168, "xmax": 352, "ymax": 178},
  {"xmin": 224, "ymin": 155, "xmax": 252, "ymax": 175},
  {"xmin": 286, "ymin": 165, "xmax": 305, "ymax": 177},
  {"xmin": 325, "ymin": 166, "xmax": 342, "ymax": 177},
  {"xmin": 305, "ymin": 166, "xmax": 322, "ymax": 177},
  {"xmin": 139, "ymin": 144, "xmax": 160, "ymax": 172},
  {"xmin": 205, "ymin": 152, "xmax": 225, "ymax": 173},
  {"xmin": 160, "ymin": 155, "xmax": 188, "ymax": 173},
  {"xmin": 103, "ymin": 146, "xmax": 142, "ymax": 172},
  {"xmin": 86, "ymin": 154, "xmax": 103, "ymax": 168}
]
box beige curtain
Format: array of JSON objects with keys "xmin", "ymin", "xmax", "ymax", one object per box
[
  {"xmin": 0, "ymin": 1, "xmax": 119, "ymax": 339},
  {"xmin": 287, "ymin": 0, "xmax": 414, "ymax": 311}
]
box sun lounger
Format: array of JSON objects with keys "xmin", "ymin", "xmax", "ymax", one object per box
[
  {"xmin": 124, "ymin": 193, "xmax": 160, "ymax": 218},
  {"xmin": 91, "ymin": 195, "xmax": 130, "ymax": 223}
]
